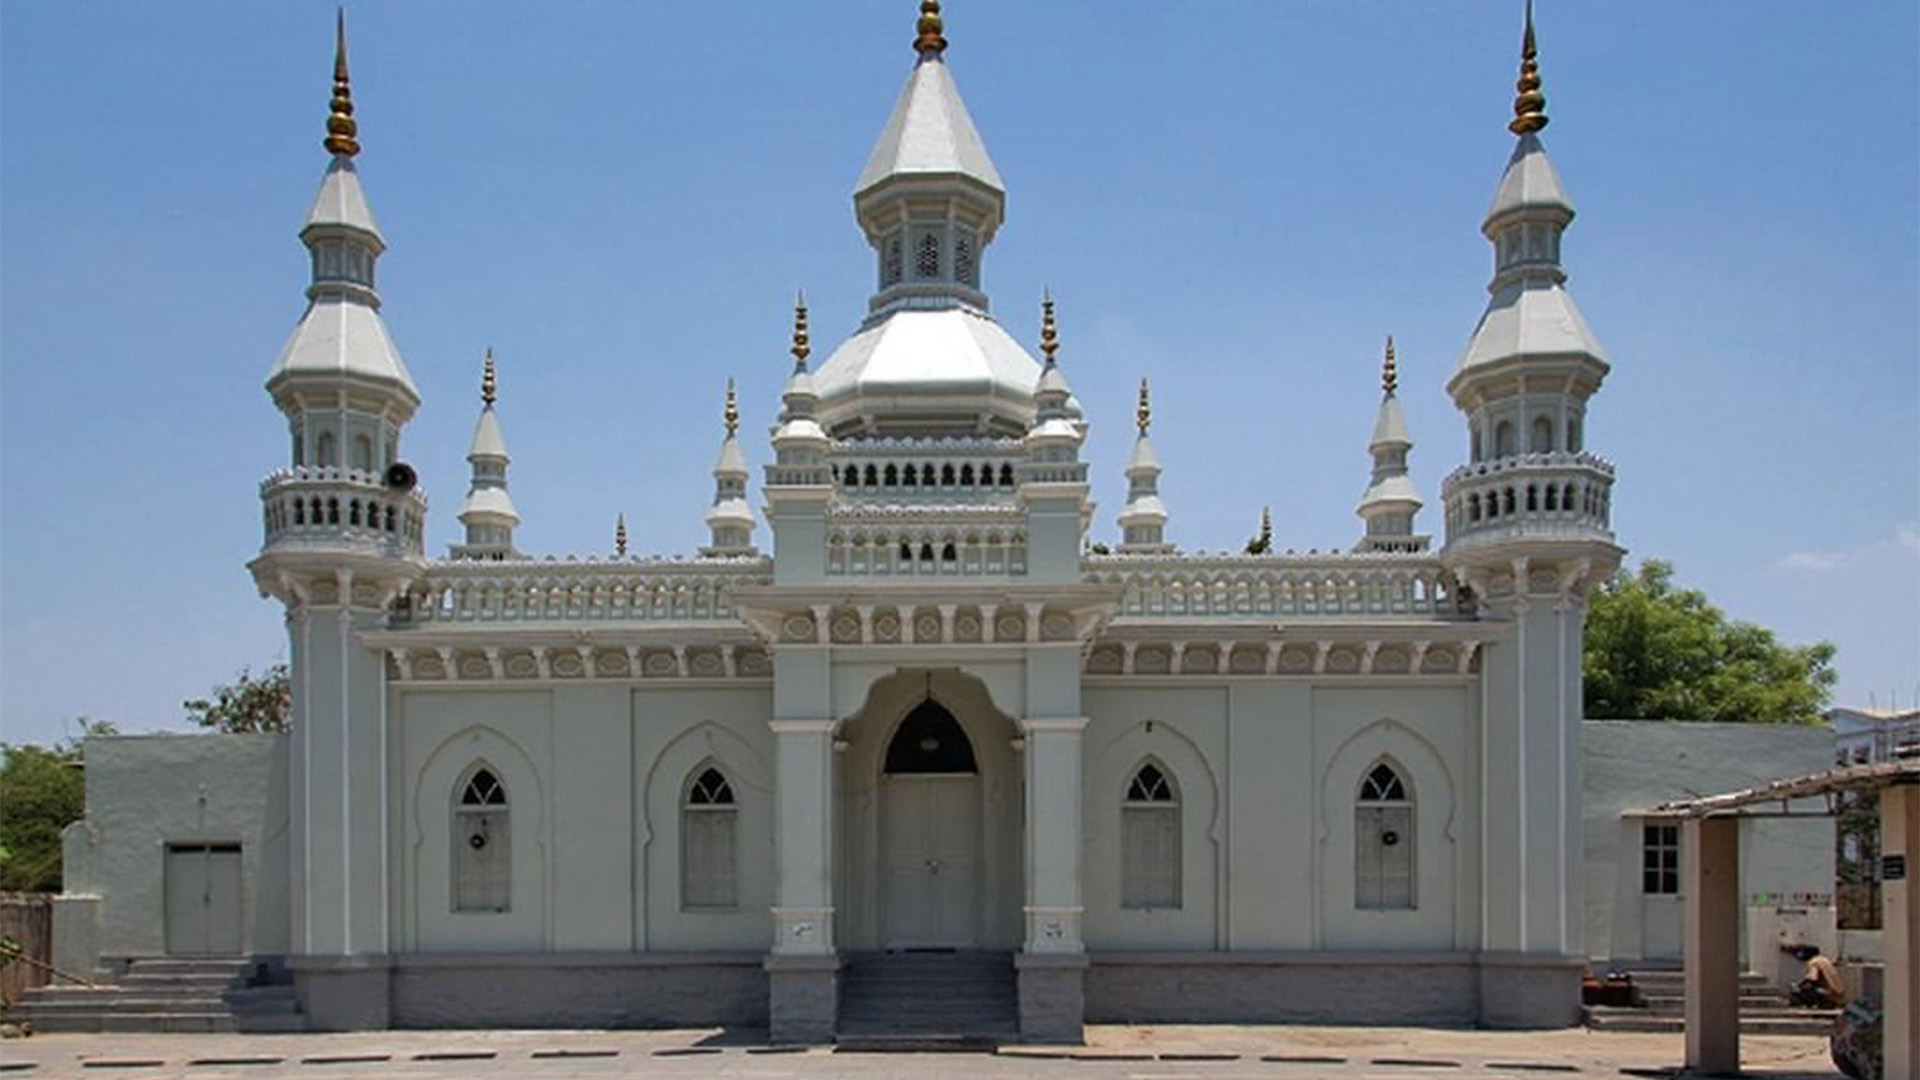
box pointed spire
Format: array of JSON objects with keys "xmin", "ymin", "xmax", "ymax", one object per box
[
  {"xmin": 1382, "ymin": 335, "xmax": 1398, "ymax": 396},
  {"xmin": 324, "ymin": 9, "xmax": 361, "ymax": 157},
  {"xmin": 724, "ymin": 378, "xmax": 739, "ymax": 437},
  {"xmin": 914, "ymin": 0, "xmax": 948, "ymax": 57},
  {"xmin": 615, "ymin": 514, "xmax": 628, "ymax": 558},
  {"xmin": 1137, "ymin": 378, "xmax": 1152, "ymax": 435},
  {"xmin": 1259, "ymin": 506, "xmax": 1273, "ymax": 549},
  {"xmin": 481, "ymin": 347, "xmax": 498, "ymax": 406},
  {"xmin": 790, "ymin": 292, "xmax": 811, "ymax": 371},
  {"xmin": 1509, "ymin": 0, "xmax": 1548, "ymax": 136},
  {"xmin": 1040, "ymin": 289, "xmax": 1059, "ymax": 364}
]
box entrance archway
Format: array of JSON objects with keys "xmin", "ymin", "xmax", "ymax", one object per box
[
  {"xmin": 882, "ymin": 700, "xmax": 980, "ymax": 947},
  {"xmin": 832, "ymin": 669, "xmax": 1023, "ymax": 953}
]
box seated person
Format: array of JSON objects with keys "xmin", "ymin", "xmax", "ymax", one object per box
[{"xmin": 1787, "ymin": 944, "xmax": 1846, "ymax": 1008}]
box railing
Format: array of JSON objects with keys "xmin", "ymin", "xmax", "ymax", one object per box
[
  {"xmin": 1086, "ymin": 553, "xmax": 1467, "ymax": 620},
  {"xmin": 396, "ymin": 558, "xmax": 773, "ymax": 625},
  {"xmin": 1836, "ymin": 717, "xmax": 1920, "ymax": 765},
  {"xmin": 825, "ymin": 504, "xmax": 1028, "ymax": 577},
  {"xmin": 1441, "ymin": 451, "xmax": 1614, "ymax": 550},
  {"xmin": 831, "ymin": 436, "xmax": 1026, "ymax": 500},
  {"xmin": 260, "ymin": 466, "xmax": 427, "ymax": 558}
]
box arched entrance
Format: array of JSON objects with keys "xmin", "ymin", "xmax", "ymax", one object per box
[{"xmin": 881, "ymin": 699, "xmax": 981, "ymax": 947}]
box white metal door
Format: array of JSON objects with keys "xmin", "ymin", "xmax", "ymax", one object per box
[
  {"xmin": 883, "ymin": 775, "xmax": 979, "ymax": 948},
  {"xmin": 165, "ymin": 844, "xmax": 243, "ymax": 956}
]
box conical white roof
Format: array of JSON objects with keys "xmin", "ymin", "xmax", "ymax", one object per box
[
  {"xmin": 468, "ymin": 406, "xmax": 508, "ymax": 461},
  {"xmin": 1457, "ymin": 280, "xmax": 1608, "ymax": 373},
  {"xmin": 1369, "ymin": 394, "xmax": 1411, "ymax": 449},
  {"xmin": 1487, "ymin": 133, "xmax": 1573, "ymax": 221},
  {"xmin": 714, "ymin": 435, "xmax": 748, "ymax": 477},
  {"xmin": 268, "ymin": 295, "xmax": 419, "ymax": 397},
  {"xmin": 305, "ymin": 156, "xmax": 383, "ymax": 238},
  {"xmin": 857, "ymin": 56, "xmax": 1003, "ymax": 194}
]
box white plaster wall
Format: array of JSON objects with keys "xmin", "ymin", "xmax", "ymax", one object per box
[
  {"xmin": 71, "ymin": 734, "xmax": 289, "ymax": 960},
  {"xmin": 1080, "ymin": 680, "xmax": 1474, "ymax": 954}
]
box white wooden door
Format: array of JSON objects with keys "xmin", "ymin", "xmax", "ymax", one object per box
[
  {"xmin": 165, "ymin": 844, "xmax": 243, "ymax": 956},
  {"xmin": 883, "ymin": 776, "xmax": 979, "ymax": 948}
]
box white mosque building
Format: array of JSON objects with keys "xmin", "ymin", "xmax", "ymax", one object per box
[{"xmin": 54, "ymin": 2, "xmax": 1625, "ymax": 1041}]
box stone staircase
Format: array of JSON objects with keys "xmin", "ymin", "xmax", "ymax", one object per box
[
  {"xmin": 836, "ymin": 950, "xmax": 1017, "ymax": 1048},
  {"xmin": 8, "ymin": 958, "xmax": 305, "ymax": 1033},
  {"xmin": 1585, "ymin": 968, "xmax": 1839, "ymax": 1037}
]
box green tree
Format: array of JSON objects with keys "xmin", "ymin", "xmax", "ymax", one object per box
[
  {"xmin": 184, "ymin": 663, "xmax": 291, "ymax": 734},
  {"xmin": 1584, "ymin": 560, "xmax": 1837, "ymax": 725},
  {"xmin": 0, "ymin": 719, "xmax": 114, "ymax": 892}
]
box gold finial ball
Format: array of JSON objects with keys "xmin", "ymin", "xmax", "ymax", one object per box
[{"xmin": 915, "ymin": 0, "xmax": 947, "ymax": 55}]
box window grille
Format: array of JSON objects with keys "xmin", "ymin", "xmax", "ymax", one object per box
[
  {"xmin": 914, "ymin": 231, "xmax": 941, "ymax": 279},
  {"xmin": 1122, "ymin": 763, "xmax": 1181, "ymax": 909},
  {"xmin": 1643, "ymin": 822, "xmax": 1679, "ymax": 895},
  {"xmin": 454, "ymin": 766, "xmax": 510, "ymax": 912},
  {"xmin": 884, "ymin": 234, "xmax": 904, "ymax": 286},
  {"xmin": 954, "ymin": 231, "xmax": 976, "ymax": 285},
  {"xmin": 683, "ymin": 766, "xmax": 738, "ymax": 908},
  {"xmin": 1355, "ymin": 762, "xmax": 1414, "ymax": 910}
]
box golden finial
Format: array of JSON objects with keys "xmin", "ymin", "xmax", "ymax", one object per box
[
  {"xmin": 914, "ymin": 0, "xmax": 948, "ymax": 57},
  {"xmin": 1137, "ymin": 377, "xmax": 1152, "ymax": 435},
  {"xmin": 1381, "ymin": 335, "xmax": 1398, "ymax": 396},
  {"xmin": 324, "ymin": 9, "xmax": 361, "ymax": 157},
  {"xmin": 723, "ymin": 378, "xmax": 739, "ymax": 437},
  {"xmin": 615, "ymin": 514, "xmax": 628, "ymax": 558},
  {"xmin": 1040, "ymin": 290, "xmax": 1059, "ymax": 363},
  {"xmin": 481, "ymin": 348, "xmax": 497, "ymax": 406},
  {"xmin": 1259, "ymin": 506, "xmax": 1273, "ymax": 550},
  {"xmin": 1509, "ymin": 0, "xmax": 1549, "ymax": 136},
  {"xmin": 790, "ymin": 292, "xmax": 811, "ymax": 369}
]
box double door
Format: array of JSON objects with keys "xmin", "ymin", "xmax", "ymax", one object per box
[
  {"xmin": 883, "ymin": 775, "xmax": 979, "ymax": 948},
  {"xmin": 164, "ymin": 843, "xmax": 242, "ymax": 955}
]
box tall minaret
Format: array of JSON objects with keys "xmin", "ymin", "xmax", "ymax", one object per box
[
  {"xmin": 1116, "ymin": 378, "xmax": 1172, "ymax": 553},
  {"xmin": 248, "ymin": 15, "xmax": 423, "ymax": 1007},
  {"xmin": 702, "ymin": 379, "xmax": 758, "ymax": 556},
  {"xmin": 1439, "ymin": 2, "xmax": 1622, "ymax": 1026},
  {"xmin": 452, "ymin": 350, "xmax": 522, "ymax": 561},
  {"xmin": 1354, "ymin": 337, "xmax": 1428, "ymax": 553},
  {"xmin": 1020, "ymin": 292, "xmax": 1091, "ymax": 579}
]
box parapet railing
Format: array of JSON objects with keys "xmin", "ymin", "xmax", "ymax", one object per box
[{"xmin": 260, "ymin": 466, "xmax": 427, "ymax": 558}]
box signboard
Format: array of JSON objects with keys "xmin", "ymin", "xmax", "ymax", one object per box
[{"xmin": 1885, "ymin": 854, "xmax": 1907, "ymax": 882}]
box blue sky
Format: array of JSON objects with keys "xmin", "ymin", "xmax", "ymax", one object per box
[{"xmin": 2, "ymin": 2, "xmax": 1915, "ymax": 746}]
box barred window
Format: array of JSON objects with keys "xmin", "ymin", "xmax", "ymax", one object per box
[
  {"xmin": 1643, "ymin": 822, "xmax": 1679, "ymax": 895},
  {"xmin": 683, "ymin": 766, "xmax": 739, "ymax": 909},
  {"xmin": 1355, "ymin": 762, "xmax": 1414, "ymax": 910},
  {"xmin": 1122, "ymin": 763, "xmax": 1180, "ymax": 909},
  {"xmin": 454, "ymin": 766, "xmax": 510, "ymax": 913},
  {"xmin": 953, "ymin": 231, "xmax": 976, "ymax": 286},
  {"xmin": 884, "ymin": 233, "xmax": 904, "ymax": 286}
]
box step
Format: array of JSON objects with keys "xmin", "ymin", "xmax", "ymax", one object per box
[
  {"xmin": 124, "ymin": 959, "xmax": 253, "ymax": 977},
  {"xmin": 1585, "ymin": 1007, "xmax": 1837, "ymax": 1037}
]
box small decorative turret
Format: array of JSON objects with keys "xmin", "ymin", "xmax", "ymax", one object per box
[
  {"xmin": 1355, "ymin": 336, "xmax": 1429, "ymax": 553},
  {"xmin": 452, "ymin": 349, "xmax": 522, "ymax": 561},
  {"xmin": 703, "ymin": 379, "xmax": 758, "ymax": 557},
  {"xmin": 1024, "ymin": 292, "xmax": 1083, "ymax": 459},
  {"xmin": 767, "ymin": 294, "xmax": 831, "ymax": 486},
  {"xmin": 1116, "ymin": 376, "xmax": 1172, "ymax": 554}
]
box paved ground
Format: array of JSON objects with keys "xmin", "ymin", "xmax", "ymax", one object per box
[{"xmin": 0, "ymin": 1025, "xmax": 1840, "ymax": 1079}]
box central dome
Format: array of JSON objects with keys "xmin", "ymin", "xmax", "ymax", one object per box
[{"xmin": 812, "ymin": 307, "xmax": 1041, "ymax": 437}]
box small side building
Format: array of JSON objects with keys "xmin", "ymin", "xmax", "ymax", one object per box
[
  {"xmin": 1583, "ymin": 720, "xmax": 1834, "ymax": 980},
  {"xmin": 57, "ymin": 734, "xmax": 290, "ymax": 980}
]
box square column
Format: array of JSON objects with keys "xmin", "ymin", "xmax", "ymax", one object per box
[
  {"xmin": 1018, "ymin": 716, "xmax": 1087, "ymax": 1043},
  {"xmin": 1683, "ymin": 816, "xmax": 1741, "ymax": 1077},
  {"xmin": 1883, "ymin": 785, "xmax": 1919, "ymax": 1080},
  {"xmin": 766, "ymin": 718, "xmax": 838, "ymax": 1043}
]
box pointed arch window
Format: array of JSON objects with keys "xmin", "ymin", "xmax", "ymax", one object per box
[
  {"xmin": 453, "ymin": 766, "xmax": 510, "ymax": 913},
  {"xmin": 1355, "ymin": 761, "xmax": 1414, "ymax": 910},
  {"xmin": 1122, "ymin": 762, "xmax": 1181, "ymax": 910},
  {"xmin": 352, "ymin": 433, "xmax": 374, "ymax": 473},
  {"xmin": 1493, "ymin": 421, "xmax": 1516, "ymax": 458},
  {"xmin": 682, "ymin": 765, "xmax": 738, "ymax": 909},
  {"xmin": 316, "ymin": 431, "xmax": 338, "ymax": 468},
  {"xmin": 1530, "ymin": 416, "xmax": 1554, "ymax": 454}
]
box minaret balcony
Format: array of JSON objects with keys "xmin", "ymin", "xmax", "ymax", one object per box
[
  {"xmin": 259, "ymin": 465, "xmax": 427, "ymax": 558},
  {"xmin": 1440, "ymin": 450, "xmax": 1614, "ymax": 552}
]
